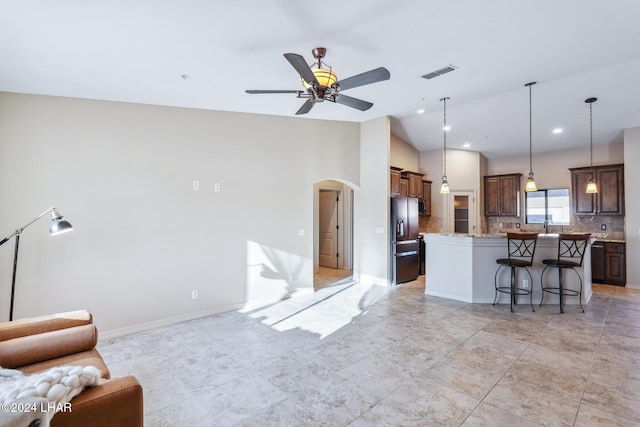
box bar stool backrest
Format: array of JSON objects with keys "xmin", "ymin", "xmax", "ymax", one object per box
[
  {"xmin": 505, "ymin": 232, "xmax": 539, "ymax": 265},
  {"xmin": 557, "ymin": 233, "xmax": 591, "ymax": 267}
]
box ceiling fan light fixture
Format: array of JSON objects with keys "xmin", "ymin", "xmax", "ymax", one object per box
[{"xmin": 301, "ymin": 68, "xmax": 337, "ymax": 90}]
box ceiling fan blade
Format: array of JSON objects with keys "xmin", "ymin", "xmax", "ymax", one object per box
[
  {"xmin": 284, "ymin": 53, "xmax": 319, "ymax": 86},
  {"xmin": 246, "ymin": 90, "xmax": 300, "ymax": 94},
  {"xmin": 335, "ymin": 94, "xmax": 373, "ymax": 111},
  {"xmin": 295, "ymin": 98, "xmax": 315, "ymax": 115},
  {"xmin": 336, "ymin": 67, "xmax": 390, "ymax": 91}
]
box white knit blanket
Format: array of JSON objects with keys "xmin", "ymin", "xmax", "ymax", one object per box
[{"xmin": 0, "ymin": 365, "xmax": 101, "ymax": 416}]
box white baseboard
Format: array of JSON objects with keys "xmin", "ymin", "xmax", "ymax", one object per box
[
  {"xmin": 98, "ymin": 302, "xmax": 246, "ymax": 341},
  {"xmin": 626, "ymin": 283, "xmax": 640, "ymax": 290}
]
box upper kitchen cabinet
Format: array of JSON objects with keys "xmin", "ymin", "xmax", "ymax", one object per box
[
  {"xmin": 484, "ymin": 173, "xmax": 521, "ymax": 217},
  {"xmin": 401, "ymin": 171, "xmax": 425, "ymax": 198},
  {"xmin": 422, "ymin": 180, "xmax": 432, "ymax": 216},
  {"xmin": 390, "ymin": 166, "xmax": 403, "ymax": 196},
  {"xmin": 569, "ymin": 164, "xmax": 624, "ymax": 216}
]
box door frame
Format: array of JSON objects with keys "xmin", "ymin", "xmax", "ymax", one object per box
[
  {"xmin": 444, "ymin": 190, "xmax": 477, "ymax": 234},
  {"xmin": 318, "ymin": 189, "xmax": 340, "ymax": 268},
  {"xmin": 314, "ymin": 181, "xmax": 354, "ymax": 272}
]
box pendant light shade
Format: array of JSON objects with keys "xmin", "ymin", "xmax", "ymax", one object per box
[
  {"xmin": 525, "ymin": 82, "xmax": 537, "ymax": 192},
  {"xmin": 440, "ymin": 97, "xmax": 450, "ymax": 194},
  {"xmin": 585, "ymin": 97, "xmax": 598, "ymax": 194}
]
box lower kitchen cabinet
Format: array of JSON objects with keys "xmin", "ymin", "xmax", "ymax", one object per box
[{"xmin": 592, "ymin": 241, "xmax": 626, "ymax": 286}]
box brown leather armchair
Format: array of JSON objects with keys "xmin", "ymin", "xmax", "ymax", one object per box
[{"xmin": 0, "ymin": 310, "xmax": 143, "ymax": 427}]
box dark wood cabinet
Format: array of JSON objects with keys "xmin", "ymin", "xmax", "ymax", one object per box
[
  {"xmin": 390, "ymin": 167, "xmax": 402, "ymax": 196},
  {"xmin": 422, "ymin": 180, "xmax": 432, "ymax": 216},
  {"xmin": 402, "ymin": 171, "xmax": 425, "ymax": 198},
  {"xmin": 484, "ymin": 173, "xmax": 521, "ymax": 217},
  {"xmin": 604, "ymin": 242, "xmax": 626, "ymax": 285},
  {"xmin": 593, "ymin": 241, "xmax": 626, "ymax": 286},
  {"xmin": 569, "ymin": 164, "xmax": 624, "ymax": 216},
  {"xmin": 400, "ymin": 178, "xmax": 408, "ymax": 197}
]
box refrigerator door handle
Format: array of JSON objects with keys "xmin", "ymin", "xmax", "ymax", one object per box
[{"xmin": 397, "ymin": 220, "xmax": 404, "ymax": 237}]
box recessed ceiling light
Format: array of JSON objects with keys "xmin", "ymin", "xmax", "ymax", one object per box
[
  {"xmin": 417, "ymin": 109, "xmax": 425, "ymax": 114},
  {"xmin": 552, "ymin": 128, "xmax": 563, "ymax": 134},
  {"xmin": 443, "ymin": 125, "xmax": 451, "ymax": 131},
  {"xmin": 463, "ymin": 143, "xmax": 471, "ymax": 148}
]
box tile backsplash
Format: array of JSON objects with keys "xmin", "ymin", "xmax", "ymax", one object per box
[{"xmin": 486, "ymin": 215, "xmax": 625, "ymax": 239}]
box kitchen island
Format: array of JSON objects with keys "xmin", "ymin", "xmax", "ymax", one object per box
[{"xmin": 424, "ymin": 233, "xmax": 592, "ymax": 307}]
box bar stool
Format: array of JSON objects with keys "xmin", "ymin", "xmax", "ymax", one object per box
[
  {"xmin": 540, "ymin": 233, "xmax": 591, "ymax": 313},
  {"xmin": 493, "ymin": 232, "xmax": 538, "ymax": 312}
]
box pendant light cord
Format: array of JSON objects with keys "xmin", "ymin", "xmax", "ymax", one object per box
[
  {"xmin": 589, "ymin": 101, "xmax": 594, "ymax": 171},
  {"xmin": 525, "ymin": 82, "xmax": 536, "ymax": 179},
  {"xmin": 441, "ymin": 97, "xmax": 448, "ymax": 180}
]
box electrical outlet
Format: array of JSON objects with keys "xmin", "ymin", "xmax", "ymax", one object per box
[
  {"xmin": 499, "ymin": 223, "xmax": 503, "ymax": 228},
  {"xmin": 516, "ymin": 223, "xmax": 520, "ymax": 229},
  {"xmin": 522, "ymin": 279, "xmax": 529, "ymax": 288},
  {"xmin": 214, "ymin": 182, "xmax": 221, "ymax": 192},
  {"xmin": 600, "ymin": 224, "xmax": 607, "ymax": 231},
  {"xmin": 191, "ymin": 289, "xmax": 199, "ymax": 300},
  {"xmin": 193, "ymin": 180, "xmax": 200, "ymax": 191}
]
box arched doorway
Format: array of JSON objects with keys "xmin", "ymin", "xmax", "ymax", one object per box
[{"xmin": 313, "ymin": 179, "xmax": 355, "ymax": 290}]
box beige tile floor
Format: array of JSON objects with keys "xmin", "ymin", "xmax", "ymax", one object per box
[
  {"xmin": 99, "ymin": 280, "xmax": 640, "ymax": 426},
  {"xmin": 314, "ymin": 267, "xmax": 354, "ymax": 291}
]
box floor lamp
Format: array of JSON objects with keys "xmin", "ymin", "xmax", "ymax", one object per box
[{"xmin": 0, "ymin": 207, "xmax": 73, "ymax": 321}]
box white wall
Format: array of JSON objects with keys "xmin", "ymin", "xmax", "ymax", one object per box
[
  {"xmin": 355, "ymin": 116, "xmax": 390, "ymax": 286},
  {"xmin": 390, "ymin": 133, "xmax": 420, "ymax": 172},
  {"xmin": 624, "ymin": 128, "xmax": 640, "ymax": 289},
  {"xmin": 487, "ymin": 143, "xmax": 624, "ymax": 187},
  {"xmin": 0, "ymin": 93, "xmax": 366, "ymax": 334},
  {"xmin": 419, "ymin": 148, "xmax": 484, "ymax": 232}
]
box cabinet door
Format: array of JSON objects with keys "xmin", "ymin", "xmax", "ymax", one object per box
[
  {"xmin": 390, "ymin": 169, "xmax": 402, "ymax": 196},
  {"xmin": 572, "ymin": 170, "xmax": 596, "ymax": 215},
  {"xmin": 499, "ymin": 175, "xmax": 520, "ymax": 216},
  {"xmin": 605, "ymin": 253, "xmax": 625, "ymax": 284},
  {"xmin": 597, "ymin": 167, "xmax": 624, "ymax": 215},
  {"xmin": 410, "ymin": 175, "xmax": 423, "ymax": 198},
  {"xmin": 400, "ymin": 179, "xmax": 408, "ymax": 197},
  {"xmin": 422, "ymin": 181, "xmax": 432, "ymax": 216},
  {"xmin": 604, "ymin": 243, "xmax": 626, "ymax": 285},
  {"xmin": 484, "ymin": 177, "xmax": 500, "ymax": 216}
]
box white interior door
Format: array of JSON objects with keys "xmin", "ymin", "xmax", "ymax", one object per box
[{"xmin": 319, "ymin": 190, "xmax": 339, "ymax": 268}]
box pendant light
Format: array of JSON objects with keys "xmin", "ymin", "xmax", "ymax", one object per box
[
  {"xmin": 585, "ymin": 97, "xmax": 598, "ymax": 194},
  {"xmin": 524, "ymin": 82, "xmax": 537, "ymax": 192},
  {"xmin": 440, "ymin": 97, "xmax": 450, "ymax": 194}
]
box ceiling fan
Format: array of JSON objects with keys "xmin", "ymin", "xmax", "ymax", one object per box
[{"xmin": 246, "ymin": 47, "xmax": 390, "ymax": 115}]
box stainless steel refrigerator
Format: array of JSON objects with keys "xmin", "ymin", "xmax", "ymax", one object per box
[{"xmin": 391, "ymin": 197, "xmax": 420, "ymax": 284}]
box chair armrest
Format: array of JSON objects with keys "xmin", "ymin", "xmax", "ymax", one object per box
[
  {"xmin": 0, "ymin": 310, "xmax": 93, "ymax": 342},
  {"xmin": 51, "ymin": 376, "xmax": 143, "ymax": 427},
  {"xmin": 0, "ymin": 324, "xmax": 98, "ymax": 368}
]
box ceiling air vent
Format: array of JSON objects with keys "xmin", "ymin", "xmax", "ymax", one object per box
[{"xmin": 422, "ymin": 65, "xmax": 457, "ymax": 80}]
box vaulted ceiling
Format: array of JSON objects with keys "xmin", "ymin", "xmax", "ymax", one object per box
[{"xmin": 2, "ymin": 1, "xmax": 639, "ymax": 158}]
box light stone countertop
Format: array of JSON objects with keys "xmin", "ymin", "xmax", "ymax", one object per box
[{"xmin": 423, "ymin": 232, "xmax": 625, "ymax": 243}]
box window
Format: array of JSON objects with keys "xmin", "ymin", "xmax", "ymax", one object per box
[{"xmin": 525, "ymin": 188, "xmax": 570, "ymax": 225}]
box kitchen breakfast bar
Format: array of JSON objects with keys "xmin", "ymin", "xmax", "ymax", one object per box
[{"xmin": 423, "ymin": 233, "xmax": 592, "ymax": 308}]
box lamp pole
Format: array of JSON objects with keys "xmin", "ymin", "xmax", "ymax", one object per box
[{"xmin": 0, "ymin": 207, "xmax": 73, "ymax": 320}]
